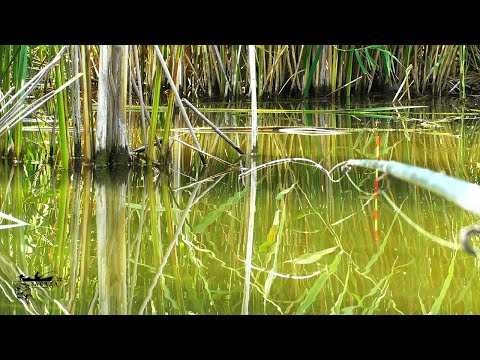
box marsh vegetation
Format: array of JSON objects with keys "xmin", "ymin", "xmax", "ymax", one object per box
[{"xmin": 1, "ymin": 45, "xmax": 480, "ymax": 314}]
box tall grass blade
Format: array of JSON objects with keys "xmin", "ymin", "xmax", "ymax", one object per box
[
  {"xmin": 54, "ymin": 46, "xmax": 69, "ymax": 169},
  {"xmin": 428, "ymin": 251, "xmax": 457, "ymax": 315},
  {"xmin": 295, "ymin": 250, "xmax": 343, "ymax": 314},
  {"xmin": 193, "ymin": 187, "xmax": 249, "ymax": 233},
  {"xmin": 148, "ymin": 54, "xmax": 162, "ymax": 165},
  {"xmin": 303, "ymin": 45, "xmax": 323, "ymax": 98},
  {"xmin": 362, "ymin": 202, "xmax": 404, "ymax": 274},
  {"xmin": 330, "ymin": 261, "xmax": 351, "ymax": 315}
]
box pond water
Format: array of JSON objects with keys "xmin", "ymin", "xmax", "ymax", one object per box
[{"xmin": 1, "ymin": 97, "xmax": 480, "ymax": 315}]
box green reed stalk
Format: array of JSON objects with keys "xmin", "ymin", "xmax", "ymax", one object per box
[
  {"xmin": 133, "ymin": 46, "xmax": 147, "ymax": 147},
  {"xmin": 303, "ymin": 45, "xmax": 312, "ymax": 95},
  {"xmin": 346, "ymin": 45, "xmax": 354, "ymax": 98},
  {"xmin": 428, "ymin": 250, "xmax": 457, "ymax": 314},
  {"xmin": 442, "ymin": 46, "xmax": 458, "ymax": 95},
  {"xmin": 161, "ymin": 46, "xmax": 181, "ymax": 162},
  {"xmin": 147, "ymin": 170, "xmax": 164, "ymax": 313},
  {"xmin": 80, "ymin": 46, "xmax": 92, "ymax": 164},
  {"xmin": 14, "ymin": 45, "xmax": 28, "ymax": 161},
  {"xmin": 0, "ymin": 46, "xmax": 10, "ymax": 156},
  {"xmin": 72, "ymin": 46, "xmax": 82, "ymax": 160},
  {"xmin": 201, "ymin": 45, "xmax": 212, "ymax": 97},
  {"xmin": 148, "ymin": 53, "xmax": 162, "ymax": 165},
  {"xmin": 67, "ymin": 170, "xmax": 82, "ymax": 311},
  {"xmin": 303, "ymin": 45, "xmax": 323, "ymax": 98},
  {"xmin": 13, "ymin": 166, "xmax": 26, "ymax": 269},
  {"xmin": 331, "ymin": 46, "xmax": 338, "ymax": 98},
  {"xmin": 232, "ymin": 45, "xmax": 242, "ymax": 97},
  {"xmin": 78, "ymin": 168, "xmax": 92, "ymax": 314},
  {"xmin": 404, "ymin": 46, "xmax": 412, "ymax": 97},
  {"xmin": 54, "ymin": 169, "xmax": 69, "ymax": 277},
  {"xmin": 160, "ymin": 172, "xmax": 174, "ymax": 308},
  {"xmin": 0, "ymin": 46, "xmax": 9, "ymax": 91},
  {"xmin": 59, "ymin": 48, "xmax": 70, "ymax": 152},
  {"xmin": 460, "ymin": 45, "xmax": 467, "ymax": 100},
  {"xmin": 161, "ymin": 85, "xmax": 175, "ymax": 160},
  {"xmin": 430, "ymin": 45, "xmax": 440, "ymax": 92},
  {"xmin": 213, "ymin": 45, "xmax": 228, "ymax": 98},
  {"xmin": 257, "ymin": 46, "xmax": 263, "ymax": 98},
  {"xmin": 54, "ymin": 46, "xmax": 69, "ymax": 169},
  {"xmin": 208, "ymin": 46, "xmax": 221, "ymax": 94}
]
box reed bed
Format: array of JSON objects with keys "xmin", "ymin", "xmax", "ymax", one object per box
[
  {"xmin": 1, "ymin": 45, "xmax": 480, "ymax": 165},
  {"xmin": 1, "ymin": 47, "xmax": 480, "ymax": 315}
]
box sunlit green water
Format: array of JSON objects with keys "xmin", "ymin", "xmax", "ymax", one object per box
[{"xmin": 1, "ymin": 99, "xmax": 480, "ymax": 314}]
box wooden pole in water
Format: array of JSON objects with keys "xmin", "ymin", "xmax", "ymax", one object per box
[{"xmin": 96, "ymin": 45, "xmax": 131, "ymax": 167}]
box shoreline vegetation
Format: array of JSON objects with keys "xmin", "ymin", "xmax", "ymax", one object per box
[{"xmin": 0, "ymin": 45, "xmax": 479, "ymax": 167}]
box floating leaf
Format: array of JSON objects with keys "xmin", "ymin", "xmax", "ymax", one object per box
[{"xmin": 286, "ymin": 246, "xmax": 338, "ymax": 265}]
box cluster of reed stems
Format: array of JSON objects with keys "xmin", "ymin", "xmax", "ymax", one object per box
[{"xmin": 1, "ymin": 45, "xmax": 479, "ymax": 166}]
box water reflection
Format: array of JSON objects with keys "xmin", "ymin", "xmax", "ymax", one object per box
[
  {"xmin": 1, "ymin": 101, "xmax": 480, "ymax": 314},
  {"xmin": 95, "ymin": 169, "xmax": 128, "ymax": 314}
]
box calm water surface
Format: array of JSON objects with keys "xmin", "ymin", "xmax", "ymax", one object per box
[{"xmin": 1, "ymin": 98, "xmax": 480, "ymax": 314}]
